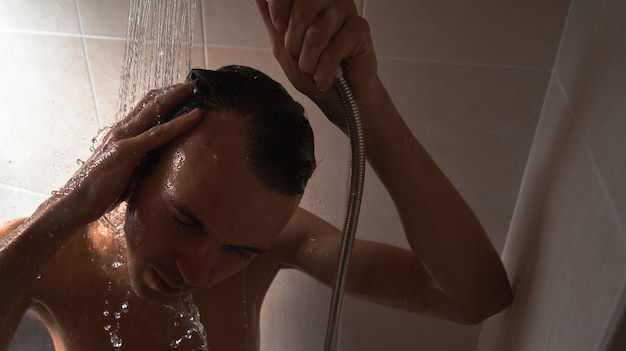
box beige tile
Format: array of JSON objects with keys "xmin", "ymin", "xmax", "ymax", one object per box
[
  {"xmin": 0, "ymin": 32, "xmax": 97, "ymax": 194},
  {"xmin": 84, "ymin": 38, "xmax": 126, "ymax": 126},
  {"xmin": 0, "ymin": 185, "xmax": 48, "ymax": 223},
  {"xmin": 262, "ymin": 270, "xmax": 480, "ymax": 351},
  {"xmin": 201, "ymin": 0, "xmax": 364, "ymax": 48},
  {"xmin": 553, "ymin": 0, "xmax": 606, "ymax": 96},
  {"xmin": 478, "ymin": 77, "xmax": 626, "ymax": 351},
  {"xmin": 84, "ymin": 37, "xmax": 206, "ymax": 127},
  {"xmin": 339, "ymin": 297, "xmax": 481, "ymax": 351},
  {"xmin": 378, "ymin": 58, "xmax": 550, "ymax": 252},
  {"xmin": 0, "ymin": 0, "xmax": 80, "ymax": 33},
  {"xmin": 365, "ymin": 0, "xmax": 570, "ymax": 67},
  {"xmin": 76, "ymin": 0, "xmax": 129, "ymax": 37},
  {"xmin": 77, "ymin": 0, "xmax": 203, "ymax": 45},
  {"xmin": 560, "ymin": 0, "xmax": 626, "ymax": 227},
  {"xmin": 202, "ymin": 0, "xmax": 270, "ymax": 48}
]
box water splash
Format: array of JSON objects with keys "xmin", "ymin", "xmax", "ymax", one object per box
[
  {"xmin": 116, "ymin": 0, "xmax": 197, "ymax": 121},
  {"xmin": 166, "ymin": 295, "xmax": 209, "ymax": 350},
  {"xmin": 102, "ymin": 289, "xmax": 131, "ymax": 350}
]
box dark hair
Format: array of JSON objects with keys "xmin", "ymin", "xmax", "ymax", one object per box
[{"xmin": 171, "ymin": 65, "xmax": 316, "ymax": 196}]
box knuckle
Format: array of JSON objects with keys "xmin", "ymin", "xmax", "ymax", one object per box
[
  {"xmin": 304, "ymin": 25, "xmax": 325, "ymax": 43},
  {"xmin": 108, "ymin": 127, "xmax": 126, "ymax": 142}
]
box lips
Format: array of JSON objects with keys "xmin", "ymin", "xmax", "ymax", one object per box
[{"xmin": 145, "ymin": 268, "xmax": 184, "ymax": 297}]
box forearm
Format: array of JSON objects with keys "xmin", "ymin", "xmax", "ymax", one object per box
[
  {"xmin": 318, "ymin": 77, "xmax": 512, "ymax": 321},
  {"xmin": 0, "ymin": 195, "xmax": 84, "ymax": 323}
]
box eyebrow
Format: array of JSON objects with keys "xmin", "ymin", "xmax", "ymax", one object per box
[
  {"xmin": 163, "ymin": 194, "xmax": 269, "ymax": 255},
  {"xmin": 163, "ymin": 194, "xmax": 207, "ymax": 232}
]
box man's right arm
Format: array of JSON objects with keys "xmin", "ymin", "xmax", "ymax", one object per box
[
  {"xmin": 0, "ymin": 216, "xmax": 62, "ymax": 349},
  {"xmin": 0, "ymin": 81, "xmax": 202, "ymax": 329},
  {"xmin": 0, "ymin": 201, "xmax": 84, "ymax": 326}
]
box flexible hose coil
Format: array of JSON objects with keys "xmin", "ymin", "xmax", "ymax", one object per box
[{"xmin": 323, "ymin": 67, "xmax": 366, "ymax": 351}]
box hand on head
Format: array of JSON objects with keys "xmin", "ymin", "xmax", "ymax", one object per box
[{"xmin": 57, "ymin": 81, "xmax": 203, "ymax": 225}]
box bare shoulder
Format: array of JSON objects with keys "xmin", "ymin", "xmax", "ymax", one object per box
[{"xmin": 271, "ymin": 207, "xmax": 341, "ymax": 266}]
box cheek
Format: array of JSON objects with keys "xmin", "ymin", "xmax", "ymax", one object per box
[{"xmin": 123, "ymin": 204, "xmax": 170, "ymax": 259}]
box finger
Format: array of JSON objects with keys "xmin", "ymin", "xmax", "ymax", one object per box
[
  {"xmin": 298, "ymin": 7, "xmax": 347, "ymax": 75},
  {"xmin": 314, "ymin": 16, "xmax": 371, "ymax": 91},
  {"xmin": 284, "ymin": 0, "xmax": 329, "ymax": 59},
  {"xmin": 267, "ymin": 0, "xmax": 291, "ymax": 33},
  {"xmin": 124, "ymin": 80, "xmax": 197, "ymax": 136},
  {"xmin": 255, "ymin": 0, "xmax": 286, "ymax": 55},
  {"xmin": 127, "ymin": 108, "xmax": 203, "ymax": 154}
]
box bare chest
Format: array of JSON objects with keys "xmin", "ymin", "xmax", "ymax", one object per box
[
  {"xmin": 38, "ymin": 270, "xmax": 262, "ymax": 351},
  {"xmin": 32, "ymin": 225, "xmax": 281, "ymax": 351}
]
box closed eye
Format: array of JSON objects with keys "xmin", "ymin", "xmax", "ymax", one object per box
[
  {"xmin": 170, "ymin": 215, "xmax": 197, "ymax": 231},
  {"xmin": 229, "ymin": 245, "xmax": 268, "ymax": 260},
  {"xmin": 163, "ymin": 194, "xmax": 206, "ymax": 233},
  {"xmin": 231, "ymin": 247, "xmax": 254, "ymax": 260}
]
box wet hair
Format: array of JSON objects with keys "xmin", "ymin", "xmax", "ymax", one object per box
[{"xmin": 169, "ymin": 65, "xmax": 316, "ymax": 196}]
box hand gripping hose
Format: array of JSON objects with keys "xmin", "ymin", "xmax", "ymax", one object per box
[{"xmin": 323, "ymin": 66, "xmax": 366, "ymax": 351}]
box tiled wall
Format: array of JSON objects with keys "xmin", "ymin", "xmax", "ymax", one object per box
[
  {"xmin": 0, "ymin": 0, "xmax": 571, "ymax": 350},
  {"xmin": 476, "ymin": 0, "xmax": 626, "ymax": 349}
]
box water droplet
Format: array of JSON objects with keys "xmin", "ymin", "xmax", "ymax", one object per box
[
  {"xmin": 104, "ymin": 324, "xmax": 112, "ymax": 331},
  {"xmin": 77, "ymin": 159, "xmax": 85, "ymax": 166},
  {"xmin": 114, "ymin": 311, "xmax": 121, "ymax": 319},
  {"xmin": 104, "ymin": 299, "xmax": 110, "ymax": 305},
  {"xmin": 110, "ymin": 334, "xmax": 123, "ymax": 348},
  {"xmin": 111, "ymin": 261, "xmax": 123, "ymax": 269},
  {"xmin": 170, "ymin": 337, "xmax": 183, "ymax": 348},
  {"xmin": 103, "ymin": 310, "xmax": 110, "ymax": 317}
]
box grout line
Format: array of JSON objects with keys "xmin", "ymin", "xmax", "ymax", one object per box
[
  {"xmin": 197, "ymin": 0, "xmax": 209, "ymax": 69},
  {"xmin": 500, "ymin": 71, "xmax": 559, "ymax": 260},
  {"xmin": 550, "ymin": 0, "xmax": 576, "ymax": 73},
  {"xmin": 74, "ymin": 0, "xmax": 103, "ymax": 130},
  {"xmin": 204, "ymin": 43, "xmax": 272, "ymax": 52},
  {"xmin": 553, "ymin": 72, "xmax": 626, "ymax": 239},
  {"xmin": 0, "ymin": 183, "xmax": 49, "ymax": 198},
  {"xmin": 0, "ymin": 27, "xmax": 82, "ymax": 37},
  {"xmin": 0, "ymin": 27, "xmax": 125, "ymax": 41},
  {"xmin": 377, "ymin": 55, "xmax": 552, "ymax": 72},
  {"xmin": 552, "ymin": 0, "xmax": 608, "ymax": 81}
]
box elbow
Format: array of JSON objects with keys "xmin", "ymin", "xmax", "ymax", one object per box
[{"xmin": 455, "ymin": 281, "xmax": 514, "ymax": 325}]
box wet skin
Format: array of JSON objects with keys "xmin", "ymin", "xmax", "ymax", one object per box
[{"xmin": 17, "ymin": 109, "xmax": 304, "ymax": 351}]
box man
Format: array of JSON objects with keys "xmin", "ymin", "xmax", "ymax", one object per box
[{"xmin": 0, "ymin": 0, "xmax": 512, "ymax": 350}]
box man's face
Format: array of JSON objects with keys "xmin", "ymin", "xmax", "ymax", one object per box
[{"xmin": 123, "ymin": 109, "xmax": 301, "ymax": 303}]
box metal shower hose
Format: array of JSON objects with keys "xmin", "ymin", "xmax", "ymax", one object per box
[{"xmin": 323, "ymin": 66, "xmax": 366, "ymax": 351}]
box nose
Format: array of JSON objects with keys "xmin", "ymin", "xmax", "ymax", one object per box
[{"xmin": 175, "ymin": 240, "xmax": 220, "ymax": 287}]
